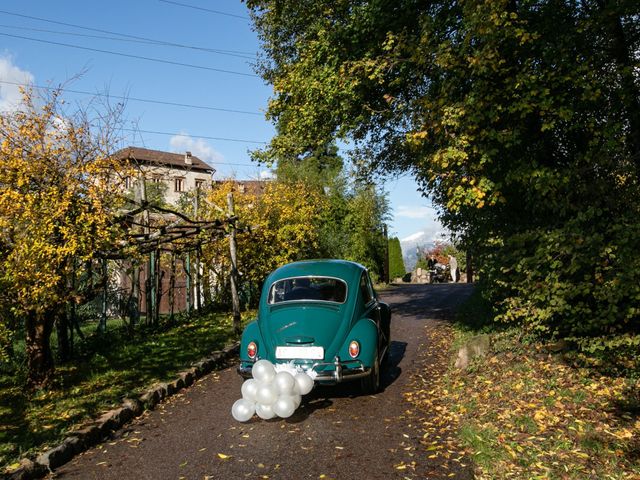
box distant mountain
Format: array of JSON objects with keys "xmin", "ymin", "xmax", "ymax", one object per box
[{"xmin": 400, "ymin": 231, "xmax": 435, "ymax": 272}]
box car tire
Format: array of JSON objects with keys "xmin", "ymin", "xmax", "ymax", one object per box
[
  {"xmin": 361, "ymin": 349, "xmax": 380, "ymax": 394},
  {"xmin": 382, "ymin": 321, "xmax": 391, "ymax": 364},
  {"xmin": 382, "ymin": 334, "xmax": 390, "ymax": 364}
]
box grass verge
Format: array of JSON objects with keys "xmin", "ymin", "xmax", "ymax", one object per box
[
  {"xmin": 405, "ymin": 290, "xmax": 640, "ymax": 479},
  {"xmin": 0, "ymin": 310, "xmax": 253, "ymax": 470}
]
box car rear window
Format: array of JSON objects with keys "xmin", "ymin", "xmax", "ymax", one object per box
[{"xmin": 268, "ymin": 276, "xmax": 347, "ymax": 304}]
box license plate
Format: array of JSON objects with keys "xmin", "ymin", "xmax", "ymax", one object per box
[{"xmin": 275, "ymin": 346, "xmax": 324, "ymax": 360}]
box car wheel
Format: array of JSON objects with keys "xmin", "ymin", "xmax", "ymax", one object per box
[
  {"xmin": 382, "ymin": 334, "xmax": 390, "ymax": 364},
  {"xmin": 361, "ymin": 349, "xmax": 380, "ymax": 395},
  {"xmin": 382, "ymin": 322, "xmax": 391, "ymax": 364}
]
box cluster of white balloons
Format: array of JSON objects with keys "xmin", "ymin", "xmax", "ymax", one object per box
[{"xmin": 232, "ymin": 360, "xmax": 315, "ymax": 422}]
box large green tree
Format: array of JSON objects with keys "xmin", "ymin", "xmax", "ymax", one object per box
[
  {"xmin": 248, "ymin": 0, "xmax": 640, "ymax": 339},
  {"xmin": 274, "ymin": 142, "xmax": 390, "ymax": 279},
  {"xmin": 388, "ymin": 237, "xmax": 406, "ymax": 279},
  {"xmin": 275, "ymin": 143, "xmax": 351, "ymax": 259}
]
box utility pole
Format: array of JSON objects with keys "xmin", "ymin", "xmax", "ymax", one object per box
[{"xmin": 227, "ymin": 192, "xmax": 241, "ymax": 334}]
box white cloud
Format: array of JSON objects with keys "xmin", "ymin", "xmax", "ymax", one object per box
[
  {"xmin": 0, "ymin": 55, "xmax": 35, "ymax": 111},
  {"xmin": 259, "ymin": 169, "xmax": 275, "ymax": 180},
  {"xmin": 169, "ymin": 133, "xmax": 224, "ymax": 166},
  {"xmin": 395, "ymin": 205, "xmax": 435, "ymax": 219},
  {"xmin": 51, "ymin": 115, "xmax": 71, "ymax": 134}
]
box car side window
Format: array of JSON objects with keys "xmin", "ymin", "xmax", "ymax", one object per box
[{"xmin": 360, "ymin": 272, "xmax": 374, "ymax": 305}]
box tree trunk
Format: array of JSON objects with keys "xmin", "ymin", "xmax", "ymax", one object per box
[
  {"xmin": 597, "ymin": 0, "xmax": 640, "ymax": 167},
  {"xmin": 466, "ymin": 250, "xmax": 474, "ymax": 283},
  {"xmin": 26, "ymin": 310, "xmax": 55, "ymax": 388},
  {"xmin": 56, "ymin": 309, "xmax": 70, "ymax": 361}
]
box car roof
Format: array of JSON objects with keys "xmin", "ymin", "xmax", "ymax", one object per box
[{"xmin": 267, "ymin": 259, "xmax": 367, "ymax": 284}]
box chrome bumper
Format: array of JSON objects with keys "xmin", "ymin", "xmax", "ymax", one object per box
[{"xmin": 237, "ymin": 356, "xmax": 371, "ymax": 384}]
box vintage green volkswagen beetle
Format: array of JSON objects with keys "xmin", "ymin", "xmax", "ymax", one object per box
[{"xmin": 238, "ymin": 260, "xmax": 391, "ymax": 393}]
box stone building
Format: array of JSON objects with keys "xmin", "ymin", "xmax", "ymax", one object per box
[{"xmin": 113, "ymin": 146, "xmax": 215, "ymax": 205}]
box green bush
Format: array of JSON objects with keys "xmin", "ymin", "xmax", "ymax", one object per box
[
  {"xmin": 388, "ymin": 237, "xmax": 406, "ymax": 279},
  {"xmin": 482, "ymin": 209, "xmax": 640, "ymax": 340}
]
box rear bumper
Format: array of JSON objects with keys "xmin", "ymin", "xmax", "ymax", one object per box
[{"xmin": 237, "ymin": 356, "xmax": 370, "ymax": 384}]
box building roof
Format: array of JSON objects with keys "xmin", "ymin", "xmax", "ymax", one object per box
[
  {"xmin": 213, "ymin": 179, "xmax": 267, "ymax": 196},
  {"xmin": 113, "ymin": 146, "xmax": 215, "ymax": 174}
]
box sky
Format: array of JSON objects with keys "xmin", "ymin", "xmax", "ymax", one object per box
[{"xmin": 0, "ymin": 0, "xmax": 445, "ymax": 242}]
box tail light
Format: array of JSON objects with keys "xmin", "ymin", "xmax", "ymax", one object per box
[
  {"xmin": 247, "ymin": 341, "xmax": 258, "ymax": 360},
  {"xmin": 348, "ymin": 340, "xmax": 360, "ymax": 358}
]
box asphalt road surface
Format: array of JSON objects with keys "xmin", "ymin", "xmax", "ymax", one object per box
[{"xmin": 49, "ymin": 283, "xmax": 475, "ymax": 480}]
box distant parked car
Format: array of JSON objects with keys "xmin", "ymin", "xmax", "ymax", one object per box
[{"xmin": 238, "ymin": 260, "xmax": 391, "ymax": 393}]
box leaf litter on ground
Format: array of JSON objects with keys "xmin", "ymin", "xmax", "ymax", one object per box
[{"xmin": 403, "ymin": 325, "xmax": 640, "ymax": 479}]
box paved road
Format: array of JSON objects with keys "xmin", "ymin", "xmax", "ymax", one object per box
[{"xmin": 49, "ymin": 283, "xmax": 474, "ymax": 480}]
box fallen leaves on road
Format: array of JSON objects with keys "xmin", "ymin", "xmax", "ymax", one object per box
[{"xmin": 404, "ymin": 326, "xmax": 640, "ymax": 479}]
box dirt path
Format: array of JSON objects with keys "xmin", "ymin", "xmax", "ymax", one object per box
[{"xmin": 49, "ymin": 283, "xmax": 474, "ymax": 480}]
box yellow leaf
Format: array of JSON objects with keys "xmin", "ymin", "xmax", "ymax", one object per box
[{"xmin": 217, "ymin": 453, "xmax": 231, "ymax": 460}]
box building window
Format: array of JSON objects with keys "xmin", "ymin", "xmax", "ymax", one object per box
[
  {"xmin": 195, "ymin": 179, "xmax": 205, "ymax": 190},
  {"xmin": 174, "ymin": 177, "xmax": 185, "ymax": 192},
  {"xmin": 151, "ymin": 175, "xmax": 163, "ymax": 183},
  {"xmin": 124, "ymin": 176, "xmax": 132, "ymax": 189}
]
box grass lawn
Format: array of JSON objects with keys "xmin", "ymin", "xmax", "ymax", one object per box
[
  {"xmin": 404, "ymin": 291, "xmax": 640, "ymax": 479},
  {"xmin": 0, "ymin": 310, "xmax": 252, "ymax": 470}
]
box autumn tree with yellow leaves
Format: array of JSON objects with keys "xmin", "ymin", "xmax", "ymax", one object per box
[
  {"xmin": 0, "ymin": 88, "xmax": 127, "ymax": 387},
  {"xmin": 201, "ymin": 180, "xmax": 326, "ymax": 305}
]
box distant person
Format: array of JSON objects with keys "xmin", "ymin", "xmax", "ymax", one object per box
[
  {"xmin": 427, "ymin": 256, "xmax": 436, "ymax": 269},
  {"xmin": 449, "ymin": 255, "xmax": 458, "ymax": 282}
]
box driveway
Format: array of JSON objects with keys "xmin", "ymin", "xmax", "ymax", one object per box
[{"xmin": 49, "ymin": 283, "xmax": 474, "ymax": 479}]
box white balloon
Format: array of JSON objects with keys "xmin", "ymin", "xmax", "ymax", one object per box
[
  {"xmin": 273, "ymin": 396, "xmax": 296, "ymax": 418},
  {"xmin": 252, "ymin": 359, "xmax": 276, "ymax": 383},
  {"xmin": 291, "ymin": 381, "xmax": 301, "ymax": 395},
  {"xmin": 241, "ymin": 379, "xmax": 259, "ymax": 402},
  {"xmin": 255, "ymin": 402, "xmax": 276, "ymax": 420},
  {"xmin": 291, "ymin": 393, "xmax": 302, "ymax": 409},
  {"xmin": 273, "ymin": 371, "xmax": 296, "ymax": 395},
  {"xmin": 255, "ymin": 382, "xmax": 278, "ymax": 406},
  {"xmin": 294, "ymin": 372, "xmax": 314, "ymax": 395},
  {"xmin": 231, "ymin": 398, "xmax": 255, "ymax": 422}
]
